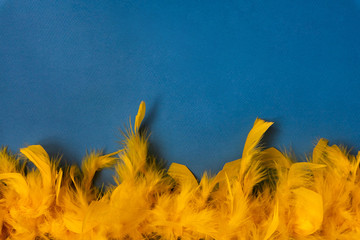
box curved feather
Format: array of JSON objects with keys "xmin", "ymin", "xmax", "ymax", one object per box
[
  {"xmin": 81, "ymin": 150, "xmax": 120, "ymax": 190},
  {"xmin": 240, "ymin": 118, "xmax": 273, "ymax": 182},
  {"xmin": 20, "ymin": 145, "xmax": 53, "ymax": 189},
  {"xmin": 242, "ymin": 118, "xmax": 273, "ymax": 158}
]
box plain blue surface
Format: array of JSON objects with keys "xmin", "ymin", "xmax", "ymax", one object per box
[{"xmin": 1, "ymin": 1, "xmax": 360, "ymax": 182}]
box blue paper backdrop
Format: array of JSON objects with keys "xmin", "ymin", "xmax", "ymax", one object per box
[{"xmin": 1, "ymin": 1, "xmax": 360, "ymax": 182}]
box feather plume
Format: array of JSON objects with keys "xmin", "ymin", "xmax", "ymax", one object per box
[{"xmin": 0, "ymin": 102, "xmax": 359, "ymax": 239}]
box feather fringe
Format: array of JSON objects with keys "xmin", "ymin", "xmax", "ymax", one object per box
[{"xmin": 1, "ymin": 101, "xmax": 360, "ymax": 239}]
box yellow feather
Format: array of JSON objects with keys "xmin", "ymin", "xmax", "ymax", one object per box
[
  {"xmin": 20, "ymin": 145, "xmax": 53, "ymax": 189},
  {"xmin": 287, "ymin": 162, "xmax": 326, "ymax": 189},
  {"xmin": 0, "ymin": 147, "xmax": 20, "ymax": 173},
  {"xmin": 292, "ymin": 187, "xmax": 323, "ymax": 236},
  {"xmin": 312, "ymin": 139, "xmax": 351, "ymax": 177},
  {"xmin": 214, "ymin": 159, "xmax": 241, "ymax": 182},
  {"xmin": 55, "ymin": 168, "xmax": 63, "ymax": 205},
  {"xmin": 115, "ymin": 103, "xmax": 148, "ymax": 183},
  {"xmin": 81, "ymin": 150, "xmax": 120, "ymax": 190},
  {"xmin": 240, "ymin": 118, "xmax": 273, "ymax": 185},
  {"xmin": 242, "ymin": 118, "xmax": 273, "ymax": 158},
  {"xmin": 168, "ymin": 162, "xmax": 198, "ymax": 189},
  {"xmin": 263, "ymin": 201, "xmax": 279, "ymax": 240},
  {"xmin": 214, "ymin": 119, "xmax": 272, "ymax": 192},
  {"xmin": 312, "ymin": 138, "xmax": 328, "ymax": 164},
  {"xmin": 0, "ymin": 172, "xmax": 29, "ymax": 197},
  {"xmin": 135, "ymin": 100, "xmax": 146, "ymax": 132}
]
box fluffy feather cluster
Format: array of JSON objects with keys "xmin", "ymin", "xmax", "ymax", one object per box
[{"xmin": 1, "ymin": 102, "xmax": 360, "ymax": 240}]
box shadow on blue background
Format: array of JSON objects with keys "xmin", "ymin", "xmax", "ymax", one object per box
[{"xmin": 1, "ymin": 1, "xmax": 360, "ymax": 183}]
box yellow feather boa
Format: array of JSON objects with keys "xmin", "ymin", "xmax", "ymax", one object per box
[{"xmin": 1, "ymin": 102, "xmax": 359, "ymax": 239}]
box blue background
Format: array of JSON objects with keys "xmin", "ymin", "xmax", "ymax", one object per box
[{"xmin": 1, "ymin": 1, "xmax": 360, "ymax": 182}]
